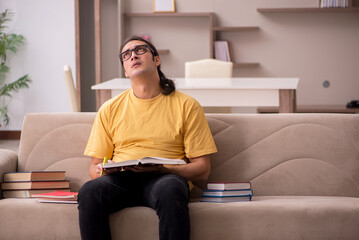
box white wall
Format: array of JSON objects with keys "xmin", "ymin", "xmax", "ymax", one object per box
[{"xmin": 0, "ymin": 0, "xmax": 76, "ymax": 130}]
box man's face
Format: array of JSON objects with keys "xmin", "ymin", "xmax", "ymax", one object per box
[{"xmin": 121, "ymin": 40, "xmax": 160, "ymax": 79}]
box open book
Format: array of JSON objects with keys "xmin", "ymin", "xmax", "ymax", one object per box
[{"xmin": 102, "ymin": 157, "xmax": 187, "ymax": 169}]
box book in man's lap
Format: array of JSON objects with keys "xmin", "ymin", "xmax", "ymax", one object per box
[{"xmin": 102, "ymin": 157, "xmax": 187, "ymax": 169}]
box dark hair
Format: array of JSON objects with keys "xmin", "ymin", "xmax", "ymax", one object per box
[{"xmin": 120, "ymin": 36, "xmax": 175, "ymax": 95}]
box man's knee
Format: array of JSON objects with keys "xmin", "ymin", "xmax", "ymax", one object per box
[
  {"xmin": 153, "ymin": 174, "xmax": 189, "ymax": 201},
  {"xmin": 78, "ymin": 176, "xmax": 113, "ymax": 203}
]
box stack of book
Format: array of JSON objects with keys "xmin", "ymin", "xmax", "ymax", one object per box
[
  {"xmin": 201, "ymin": 182, "xmax": 253, "ymax": 203},
  {"xmin": 1, "ymin": 171, "xmax": 70, "ymax": 198},
  {"xmin": 214, "ymin": 41, "xmax": 231, "ymax": 62},
  {"xmin": 320, "ymin": 0, "xmax": 349, "ymax": 8}
]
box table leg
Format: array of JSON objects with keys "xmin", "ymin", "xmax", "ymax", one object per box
[
  {"xmin": 96, "ymin": 90, "xmax": 111, "ymax": 111},
  {"xmin": 279, "ymin": 89, "xmax": 296, "ymax": 113}
]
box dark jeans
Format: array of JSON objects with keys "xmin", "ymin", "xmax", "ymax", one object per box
[{"xmin": 77, "ymin": 171, "xmax": 190, "ymax": 240}]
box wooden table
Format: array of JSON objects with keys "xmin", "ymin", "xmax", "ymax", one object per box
[{"xmin": 92, "ymin": 78, "xmax": 299, "ymax": 113}]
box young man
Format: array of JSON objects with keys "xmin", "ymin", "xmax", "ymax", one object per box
[{"xmin": 78, "ymin": 36, "xmax": 217, "ymax": 240}]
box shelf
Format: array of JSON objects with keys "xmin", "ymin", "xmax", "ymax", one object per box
[
  {"xmin": 124, "ymin": 12, "xmax": 214, "ymax": 17},
  {"xmin": 123, "ymin": 12, "xmax": 260, "ymax": 69},
  {"xmin": 213, "ymin": 26, "xmax": 259, "ymax": 31},
  {"xmin": 233, "ymin": 62, "xmax": 260, "ymax": 68},
  {"xmin": 123, "ymin": 12, "xmax": 215, "ymax": 58},
  {"xmin": 257, "ymin": 7, "xmax": 359, "ymax": 13}
]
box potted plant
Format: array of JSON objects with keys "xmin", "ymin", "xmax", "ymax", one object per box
[{"xmin": 0, "ymin": 9, "xmax": 31, "ymax": 127}]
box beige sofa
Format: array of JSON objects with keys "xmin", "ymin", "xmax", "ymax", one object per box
[{"xmin": 1, "ymin": 112, "xmax": 359, "ymax": 240}]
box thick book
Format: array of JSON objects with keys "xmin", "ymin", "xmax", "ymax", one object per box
[
  {"xmin": 214, "ymin": 40, "xmax": 231, "ymax": 62},
  {"xmin": 202, "ymin": 189, "xmax": 253, "ymax": 197},
  {"xmin": 3, "ymin": 188, "xmax": 71, "ymax": 198},
  {"xmin": 1, "ymin": 180, "xmax": 70, "ymax": 190},
  {"xmin": 33, "ymin": 191, "xmax": 78, "ymax": 201},
  {"xmin": 207, "ymin": 182, "xmax": 252, "ymax": 190},
  {"xmin": 3, "ymin": 171, "xmax": 66, "ymax": 182},
  {"xmin": 102, "ymin": 157, "xmax": 187, "ymax": 169},
  {"xmin": 214, "ymin": 41, "xmax": 226, "ymax": 61},
  {"xmin": 201, "ymin": 195, "xmax": 252, "ymax": 203}
]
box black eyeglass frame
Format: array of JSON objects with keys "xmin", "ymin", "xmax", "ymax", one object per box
[{"xmin": 119, "ymin": 45, "xmax": 156, "ymax": 62}]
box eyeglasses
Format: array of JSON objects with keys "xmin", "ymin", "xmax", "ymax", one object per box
[{"xmin": 119, "ymin": 45, "xmax": 154, "ymax": 62}]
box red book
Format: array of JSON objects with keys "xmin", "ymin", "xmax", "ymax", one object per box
[{"xmin": 32, "ymin": 190, "xmax": 78, "ymax": 200}]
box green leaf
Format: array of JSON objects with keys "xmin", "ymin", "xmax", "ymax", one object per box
[
  {"xmin": 0, "ymin": 64, "xmax": 9, "ymax": 85},
  {"xmin": 0, "ymin": 10, "xmax": 12, "ymax": 32},
  {"xmin": 0, "ymin": 74, "xmax": 31, "ymax": 98},
  {"xmin": 0, "ymin": 105, "xmax": 9, "ymax": 126}
]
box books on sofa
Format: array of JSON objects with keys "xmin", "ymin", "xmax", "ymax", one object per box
[
  {"xmin": 202, "ymin": 189, "xmax": 253, "ymax": 197},
  {"xmin": 201, "ymin": 182, "xmax": 253, "ymax": 203},
  {"xmin": 201, "ymin": 195, "xmax": 252, "ymax": 203},
  {"xmin": 1, "ymin": 171, "xmax": 73, "ymax": 199},
  {"xmin": 33, "ymin": 190, "xmax": 78, "ymax": 199},
  {"xmin": 102, "ymin": 157, "xmax": 186, "ymax": 169},
  {"xmin": 3, "ymin": 171, "xmax": 66, "ymax": 182},
  {"xmin": 37, "ymin": 199, "xmax": 78, "ymax": 204},
  {"xmin": 3, "ymin": 188, "xmax": 71, "ymax": 198},
  {"xmin": 33, "ymin": 190, "xmax": 78, "ymax": 203},
  {"xmin": 207, "ymin": 182, "xmax": 252, "ymax": 190},
  {"xmin": 1, "ymin": 180, "xmax": 70, "ymax": 190}
]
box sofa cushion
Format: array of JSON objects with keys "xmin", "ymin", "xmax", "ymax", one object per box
[
  {"xmin": 1, "ymin": 196, "xmax": 358, "ymax": 240},
  {"xmin": 17, "ymin": 113, "xmax": 95, "ymax": 192},
  {"xmin": 0, "ymin": 199, "xmax": 80, "ymax": 240},
  {"xmin": 190, "ymin": 196, "xmax": 359, "ymax": 240}
]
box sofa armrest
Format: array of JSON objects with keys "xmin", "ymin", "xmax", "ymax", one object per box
[{"xmin": 0, "ymin": 149, "xmax": 18, "ymax": 199}]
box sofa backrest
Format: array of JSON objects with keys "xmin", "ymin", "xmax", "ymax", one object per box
[
  {"xmin": 18, "ymin": 113, "xmax": 359, "ymax": 197},
  {"xmin": 206, "ymin": 114, "xmax": 359, "ymax": 197},
  {"xmin": 18, "ymin": 113, "xmax": 96, "ymax": 191}
]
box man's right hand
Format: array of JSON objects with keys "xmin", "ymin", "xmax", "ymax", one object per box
[
  {"xmin": 96, "ymin": 160, "xmax": 121, "ymax": 176},
  {"xmin": 90, "ymin": 158, "xmax": 120, "ymax": 179}
]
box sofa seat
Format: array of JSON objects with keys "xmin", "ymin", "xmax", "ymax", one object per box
[
  {"xmin": 0, "ymin": 198, "xmax": 79, "ymax": 239},
  {"xmin": 1, "ymin": 196, "xmax": 359, "ymax": 240},
  {"xmin": 190, "ymin": 196, "xmax": 359, "ymax": 240}
]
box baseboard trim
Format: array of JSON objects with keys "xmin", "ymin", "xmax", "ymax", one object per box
[{"xmin": 0, "ymin": 131, "xmax": 21, "ymax": 140}]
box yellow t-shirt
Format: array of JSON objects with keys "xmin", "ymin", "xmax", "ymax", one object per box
[{"xmin": 84, "ymin": 89, "xmax": 217, "ymax": 163}]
